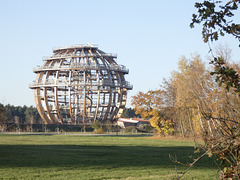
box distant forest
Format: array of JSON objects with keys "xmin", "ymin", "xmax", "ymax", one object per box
[
  {"xmin": 120, "ymin": 107, "xmax": 141, "ymax": 118},
  {"xmin": 0, "ymin": 103, "xmax": 41, "ymax": 125},
  {"xmin": 0, "ymin": 103, "xmax": 140, "ymax": 126}
]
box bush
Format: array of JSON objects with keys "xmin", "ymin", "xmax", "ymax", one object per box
[
  {"xmin": 91, "ymin": 122, "xmax": 101, "ymax": 129},
  {"xmin": 5, "ymin": 124, "xmax": 17, "ymax": 132},
  {"xmin": 104, "ymin": 120, "xmax": 114, "ymax": 131},
  {"xmin": 138, "ymin": 124, "xmax": 153, "ymax": 133},
  {"xmin": 110, "ymin": 125, "xmax": 121, "ymax": 132},
  {"xmin": 124, "ymin": 126, "xmax": 137, "ymax": 133},
  {"xmin": 93, "ymin": 128, "xmax": 105, "ymax": 134}
]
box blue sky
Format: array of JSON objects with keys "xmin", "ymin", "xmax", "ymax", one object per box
[{"xmin": 0, "ymin": 0, "xmax": 239, "ymax": 107}]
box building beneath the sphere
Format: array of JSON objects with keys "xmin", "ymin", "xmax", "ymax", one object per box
[
  {"xmin": 29, "ymin": 44, "xmax": 132, "ymax": 124},
  {"xmin": 117, "ymin": 118, "xmax": 150, "ymax": 128}
]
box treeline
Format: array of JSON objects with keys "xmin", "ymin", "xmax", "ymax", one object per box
[
  {"xmin": 121, "ymin": 108, "xmax": 141, "ymax": 118},
  {"xmin": 0, "ymin": 103, "xmax": 140, "ymax": 130},
  {"xmin": 131, "ymin": 50, "xmax": 240, "ymax": 137},
  {"xmin": 0, "ymin": 103, "xmax": 41, "ymax": 131}
]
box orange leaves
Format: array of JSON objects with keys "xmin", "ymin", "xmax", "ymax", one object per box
[
  {"xmin": 131, "ymin": 90, "xmax": 163, "ymax": 120},
  {"xmin": 131, "ymin": 90, "xmax": 174, "ymax": 136}
]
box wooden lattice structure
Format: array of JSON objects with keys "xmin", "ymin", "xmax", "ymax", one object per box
[{"xmin": 29, "ymin": 44, "xmax": 132, "ymax": 124}]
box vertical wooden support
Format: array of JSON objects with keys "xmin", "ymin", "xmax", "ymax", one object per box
[
  {"xmin": 69, "ymin": 71, "xmax": 74, "ymax": 124},
  {"xmin": 34, "ymin": 74, "xmax": 51, "ymax": 124},
  {"xmin": 34, "ymin": 88, "xmax": 50, "ymax": 124},
  {"xmin": 43, "ymin": 69, "xmax": 56, "ymax": 124}
]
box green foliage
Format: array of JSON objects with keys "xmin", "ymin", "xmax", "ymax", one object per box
[
  {"xmin": 121, "ymin": 107, "xmax": 141, "ymax": 118},
  {"xmin": 104, "ymin": 120, "xmax": 114, "ymax": 131},
  {"xmin": 0, "ymin": 103, "xmax": 41, "ymax": 126},
  {"xmin": 191, "ymin": 1, "xmax": 240, "ymax": 179},
  {"xmin": 90, "ymin": 122, "xmax": 101, "ymax": 130},
  {"xmin": 190, "ymin": 0, "xmax": 240, "ymax": 44},
  {"xmin": 124, "ymin": 126, "xmax": 137, "ymax": 133},
  {"xmin": 91, "ymin": 122, "xmax": 106, "ymax": 134},
  {"xmin": 0, "ymin": 104, "xmax": 9, "ymax": 125},
  {"xmin": 210, "ymin": 56, "xmax": 240, "ymax": 92},
  {"xmin": 24, "ymin": 106, "xmax": 40, "ymax": 124}
]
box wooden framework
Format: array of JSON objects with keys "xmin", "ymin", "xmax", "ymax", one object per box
[{"xmin": 29, "ymin": 44, "xmax": 132, "ymax": 124}]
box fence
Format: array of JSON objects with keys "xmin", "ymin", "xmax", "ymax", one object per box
[{"xmin": 2, "ymin": 123, "xmax": 153, "ymax": 135}]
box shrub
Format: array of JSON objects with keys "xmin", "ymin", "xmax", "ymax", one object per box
[
  {"xmin": 124, "ymin": 126, "xmax": 137, "ymax": 133},
  {"xmin": 26, "ymin": 126, "xmax": 31, "ymax": 132},
  {"xmin": 138, "ymin": 124, "xmax": 153, "ymax": 133},
  {"xmin": 110, "ymin": 125, "xmax": 121, "ymax": 132},
  {"xmin": 91, "ymin": 122, "xmax": 101, "ymax": 129},
  {"xmin": 93, "ymin": 128, "xmax": 105, "ymax": 134}
]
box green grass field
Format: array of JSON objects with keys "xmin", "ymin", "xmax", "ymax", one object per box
[{"xmin": 0, "ymin": 134, "xmax": 218, "ymax": 179}]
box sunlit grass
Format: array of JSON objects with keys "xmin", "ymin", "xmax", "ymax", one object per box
[{"xmin": 0, "ymin": 134, "xmax": 218, "ymax": 179}]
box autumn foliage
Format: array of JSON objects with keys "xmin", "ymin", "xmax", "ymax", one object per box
[
  {"xmin": 132, "ymin": 54, "xmax": 210, "ymax": 137},
  {"xmin": 131, "ymin": 52, "xmax": 240, "ymax": 139},
  {"xmin": 131, "ymin": 49, "xmax": 240, "ymax": 178},
  {"xmin": 131, "ymin": 90, "xmax": 174, "ymax": 135}
]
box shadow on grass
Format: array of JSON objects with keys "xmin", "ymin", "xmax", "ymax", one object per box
[{"xmin": 0, "ymin": 144, "xmax": 216, "ymax": 169}]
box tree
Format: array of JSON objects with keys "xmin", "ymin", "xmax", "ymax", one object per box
[
  {"xmin": 190, "ymin": 0, "xmax": 240, "ymax": 43},
  {"xmin": 172, "ymin": 54, "xmax": 213, "ymax": 137},
  {"xmin": 131, "ymin": 90, "xmax": 163, "ymax": 120},
  {"xmin": 191, "ymin": 0, "xmax": 240, "ymax": 93},
  {"xmin": 0, "ymin": 103, "xmax": 10, "ymax": 132},
  {"xmin": 24, "ymin": 106, "xmax": 40, "ymax": 124},
  {"xmin": 121, "ymin": 108, "xmax": 141, "ymax": 118},
  {"xmin": 190, "ymin": 2, "xmax": 240, "ymax": 178},
  {"xmin": 165, "ymin": 51, "xmax": 240, "ymax": 179},
  {"xmin": 131, "ymin": 90, "xmax": 174, "ymax": 135},
  {"xmin": 0, "ymin": 104, "xmax": 42, "ymax": 129}
]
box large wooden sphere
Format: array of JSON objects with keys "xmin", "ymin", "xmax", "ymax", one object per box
[{"xmin": 29, "ymin": 44, "xmax": 132, "ymax": 124}]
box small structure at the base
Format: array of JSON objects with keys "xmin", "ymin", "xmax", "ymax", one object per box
[
  {"xmin": 117, "ymin": 118, "xmax": 150, "ymax": 128},
  {"xmin": 29, "ymin": 44, "xmax": 132, "ymax": 124}
]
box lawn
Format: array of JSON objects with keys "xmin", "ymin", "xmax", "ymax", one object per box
[{"xmin": 0, "ymin": 134, "xmax": 218, "ymax": 179}]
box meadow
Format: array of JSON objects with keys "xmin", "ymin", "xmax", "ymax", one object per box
[{"xmin": 0, "ymin": 134, "xmax": 218, "ymax": 179}]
